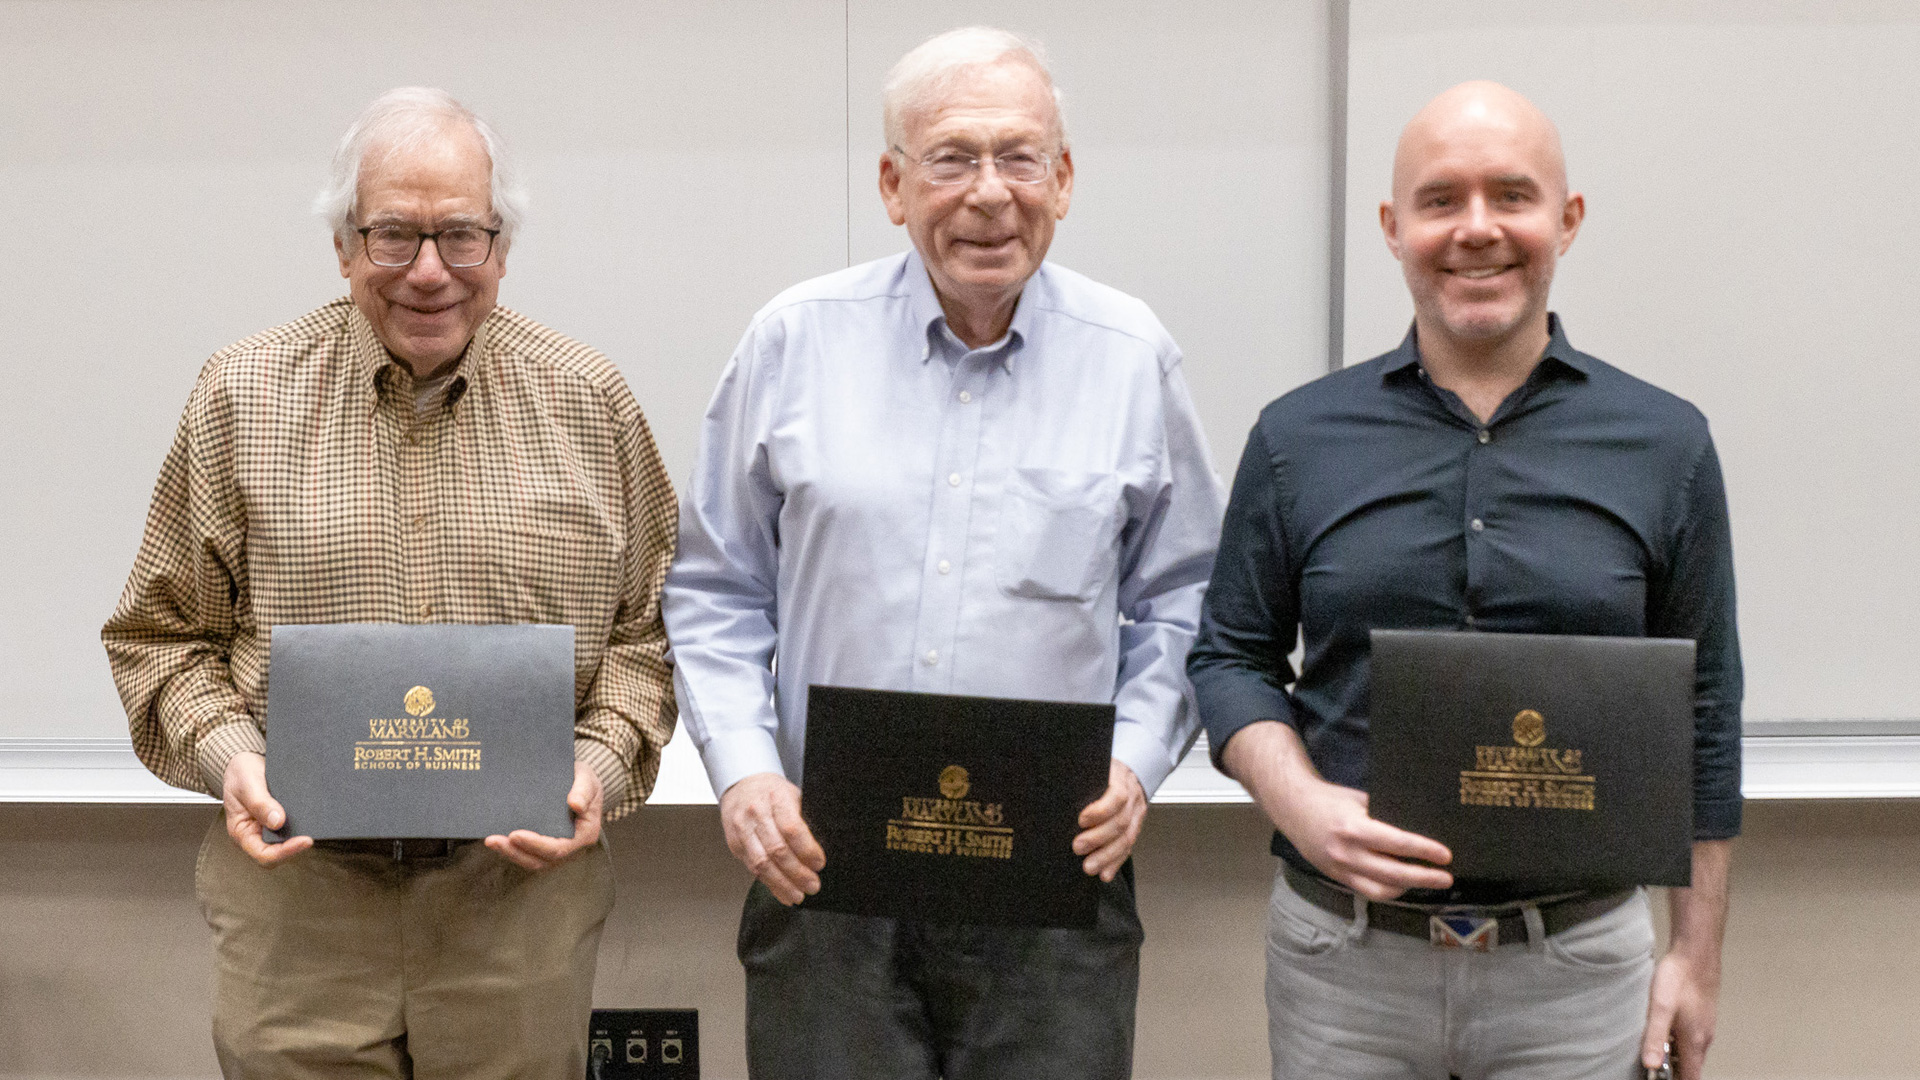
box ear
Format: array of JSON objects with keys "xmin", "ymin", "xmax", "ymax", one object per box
[
  {"xmin": 335, "ymin": 232, "xmax": 353, "ymax": 278},
  {"xmin": 1557, "ymin": 191, "xmax": 1586, "ymax": 255},
  {"xmin": 1379, "ymin": 200, "xmax": 1404, "ymax": 261},
  {"xmin": 879, "ymin": 152, "xmax": 908, "ymax": 226},
  {"xmin": 1051, "ymin": 147, "xmax": 1074, "ymax": 219}
]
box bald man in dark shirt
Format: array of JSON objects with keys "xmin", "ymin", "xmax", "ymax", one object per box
[{"xmin": 1189, "ymin": 82, "xmax": 1737, "ymax": 1080}]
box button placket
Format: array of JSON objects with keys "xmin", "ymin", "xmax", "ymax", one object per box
[
  {"xmin": 398, "ymin": 398, "xmax": 451, "ymax": 624},
  {"xmin": 1460, "ymin": 423, "xmax": 1493, "ymax": 630},
  {"xmin": 910, "ymin": 359, "xmax": 986, "ymax": 690}
]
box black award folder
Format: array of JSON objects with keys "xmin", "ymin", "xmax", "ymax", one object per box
[
  {"xmin": 801, "ymin": 686, "xmax": 1114, "ymax": 928},
  {"xmin": 264, "ymin": 623, "xmax": 575, "ymax": 841},
  {"xmin": 1367, "ymin": 630, "xmax": 1695, "ymax": 892}
]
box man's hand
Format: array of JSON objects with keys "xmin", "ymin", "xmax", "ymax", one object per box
[
  {"xmin": 720, "ymin": 772, "xmax": 825, "ymax": 905},
  {"xmin": 1221, "ymin": 720, "xmax": 1453, "ymax": 900},
  {"xmin": 221, "ymin": 751, "xmax": 312, "ymax": 867},
  {"xmin": 1642, "ymin": 839, "xmax": 1733, "ymax": 1080},
  {"xmin": 1074, "ymin": 758, "xmax": 1147, "ymax": 881},
  {"xmin": 485, "ymin": 761, "xmax": 604, "ymax": 871}
]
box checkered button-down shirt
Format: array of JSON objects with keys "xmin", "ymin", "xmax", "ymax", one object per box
[{"xmin": 102, "ymin": 299, "xmax": 677, "ymax": 821}]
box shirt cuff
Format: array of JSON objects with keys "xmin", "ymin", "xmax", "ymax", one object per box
[
  {"xmin": 197, "ymin": 720, "xmax": 266, "ymax": 797},
  {"xmin": 1693, "ymin": 795, "xmax": 1743, "ymax": 840},
  {"xmin": 575, "ymin": 738, "xmax": 630, "ymax": 815},
  {"xmin": 699, "ymin": 728, "xmax": 788, "ymax": 798},
  {"xmin": 1195, "ymin": 679, "xmax": 1299, "ymax": 772},
  {"xmin": 1111, "ymin": 720, "xmax": 1176, "ymax": 798}
]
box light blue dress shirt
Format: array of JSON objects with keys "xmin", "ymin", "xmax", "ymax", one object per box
[{"xmin": 665, "ymin": 251, "xmax": 1225, "ymax": 798}]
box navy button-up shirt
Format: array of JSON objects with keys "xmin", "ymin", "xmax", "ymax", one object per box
[{"xmin": 1188, "ymin": 316, "xmax": 1742, "ymax": 881}]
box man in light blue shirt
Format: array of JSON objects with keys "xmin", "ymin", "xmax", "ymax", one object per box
[{"xmin": 664, "ymin": 26, "xmax": 1223, "ymax": 1080}]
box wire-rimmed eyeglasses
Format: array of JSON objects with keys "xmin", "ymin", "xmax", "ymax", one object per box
[{"xmin": 901, "ymin": 147, "xmax": 1056, "ymax": 186}]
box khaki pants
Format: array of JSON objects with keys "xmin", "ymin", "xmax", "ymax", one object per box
[{"xmin": 195, "ymin": 817, "xmax": 614, "ymax": 1080}]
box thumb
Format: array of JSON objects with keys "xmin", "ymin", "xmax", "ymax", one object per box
[
  {"xmin": 243, "ymin": 791, "xmax": 285, "ymax": 831},
  {"xmin": 1641, "ymin": 1003, "xmax": 1675, "ymax": 1068}
]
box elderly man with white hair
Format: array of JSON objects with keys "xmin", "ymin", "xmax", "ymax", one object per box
[
  {"xmin": 103, "ymin": 87, "xmax": 677, "ymax": 1078},
  {"xmin": 666, "ymin": 26, "xmax": 1223, "ymax": 1080}
]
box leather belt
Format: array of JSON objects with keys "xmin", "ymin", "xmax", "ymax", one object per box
[
  {"xmin": 314, "ymin": 838, "xmax": 474, "ymax": 861},
  {"xmin": 1283, "ymin": 864, "xmax": 1632, "ymax": 943}
]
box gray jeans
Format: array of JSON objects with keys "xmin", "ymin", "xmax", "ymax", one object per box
[{"xmin": 1265, "ymin": 869, "xmax": 1655, "ymax": 1080}]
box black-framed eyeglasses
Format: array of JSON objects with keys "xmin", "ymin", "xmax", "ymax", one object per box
[{"xmin": 356, "ymin": 225, "xmax": 501, "ymax": 268}]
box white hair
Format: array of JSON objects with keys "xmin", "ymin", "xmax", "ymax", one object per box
[
  {"xmin": 882, "ymin": 26, "xmax": 1067, "ymax": 152},
  {"xmin": 313, "ymin": 87, "xmax": 527, "ymax": 250}
]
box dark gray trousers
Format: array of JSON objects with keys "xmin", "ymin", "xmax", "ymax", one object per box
[{"xmin": 738, "ymin": 865, "xmax": 1143, "ymax": 1080}]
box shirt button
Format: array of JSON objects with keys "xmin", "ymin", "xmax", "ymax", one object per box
[
  {"xmin": 411, "ymin": 515, "xmax": 427, "ymax": 531},
  {"xmin": 1470, "ymin": 518, "xmax": 1485, "ymax": 532},
  {"xmin": 958, "ymin": 391, "xmax": 973, "ymax": 403},
  {"xmin": 948, "ymin": 472, "xmax": 962, "ymax": 487},
  {"xmin": 1465, "ymin": 613, "xmax": 1477, "ymax": 627},
  {"xmin": 923, "ymin": 649, "xmax": 939, "ymax": 666},
  {"xmin": 938, "ymin": 559, "xmax": 951, "ymax": 575},
  {"xmin": 406, "ymin": 432, "xmax": 421, "ymax": 446},
  {"xmin": 1477, "ymin": 429, "xmax": 1492, "ymax": 444},
  {"xmin": 419, "ymin": 604, "xmax": 433, "ymax": 618}
]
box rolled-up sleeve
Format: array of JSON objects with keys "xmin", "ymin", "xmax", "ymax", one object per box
[
  {"xmin": 1651, "ymin": 433, "xmax": 1743, "ymax": 839},
  {"xmin": 1187, "ymin": 421, "xmax": 1302, "ymax": 769}
]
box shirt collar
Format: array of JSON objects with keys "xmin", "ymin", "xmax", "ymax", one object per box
[
  {"xmin": 1381, "ymin": 312, "xmax": 1591, "ymax": 384},
  {"xmin": 347, "ymin": 302, "xmax": 487, "ymax": 414},
  {"xmin": 904, "ymin": 248, "xmax": 1032, "ymax": 370},
  {"xmin": 1537, "ymin": 313, "xmax": 1592, "ymax": 378}
]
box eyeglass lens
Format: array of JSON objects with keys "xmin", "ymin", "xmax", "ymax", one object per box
[
  {"xmin": 364, "ymin": 227, "xmax": 494, "ymax": 268},
  {"xmin": 922, "ymin": 150, "xmax": 1051, "ymax": 185}
]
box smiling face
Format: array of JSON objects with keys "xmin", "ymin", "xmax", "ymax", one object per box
[
  {"xmin": 335, "ymin": 123, "xmax": 504, "ymax": 376},
  {"xmin": 878, "ymin": 59, "xmax": 1073, "ymax": 327},
  {"xmin": 1380, "ymin": 83, "xmax": 1583, "ymax": 356}
]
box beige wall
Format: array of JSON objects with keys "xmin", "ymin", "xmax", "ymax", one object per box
[
  {"xmin": 1343, "ymin": 0, "xmax": 1920, "ymax": 727},
  {"xmin": 2, "ymin": 800, "xmax": 1916, "ymax": 1079}
]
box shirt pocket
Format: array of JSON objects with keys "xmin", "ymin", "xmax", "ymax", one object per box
[
  {"xmin": 995, "ymin": 468, "xmax": 1121, "ymax": 603},
  {"xmin": 478, "ymin": 520, "xmax": 623, "ymax": 626}
]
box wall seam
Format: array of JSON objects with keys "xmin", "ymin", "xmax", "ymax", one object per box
[
  {"xmin": 845, "ymin": 0, "xmax": 853, "ymax": 267},
  {"xmin": 1328, "ymin": 0, "xmax": 1350, "ymax": 372}
]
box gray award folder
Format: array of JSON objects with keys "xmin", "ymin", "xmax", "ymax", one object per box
[
  {"xmin": 265, "ymin": 623, "xmax": 575, "ymax": 841},
  {"xmin": 801, "ymin": 686, "xmax": 1114, "ymax": 928},
  {"xmin": 1367, "ymin": 629, "xmax": 1695, "ymax": 892}
]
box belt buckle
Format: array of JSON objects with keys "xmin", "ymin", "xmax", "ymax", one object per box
[{"xmin": 1429, "ymin": 912, "xmax": 1499, "ymax": 951}]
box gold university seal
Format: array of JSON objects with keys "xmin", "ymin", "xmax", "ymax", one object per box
[
  {"xmin": 939, "ymin": 765, "xmax": 971, "ymax": 800},
  {"xmin": 404, "ymin": 686, "xmax": 435, "ymax": 717},
  {"xmin": 1513, "ymin": 709, "xmax": 1546, "ymax": 747}
]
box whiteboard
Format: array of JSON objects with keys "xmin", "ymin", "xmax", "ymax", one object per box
[
  {"xmin": 0, "ymin": 0, "xmax": 1334, "ymax": 781},
  {"xmin": 1343, "ymin": 0, "xmax": 1920, "ymax": 724}
]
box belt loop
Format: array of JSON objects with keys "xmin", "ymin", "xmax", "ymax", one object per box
[
  {"xmin": 1348, "ymin": 891, "xmax": 1371, "ymax": 941},
  {"xmin": 1522, "ymin": 903, "xmax": 1547, "ymax": 951},
  {"xmin": 393, "ymin": 840, "xmax": 404, "ymax": 862}
]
